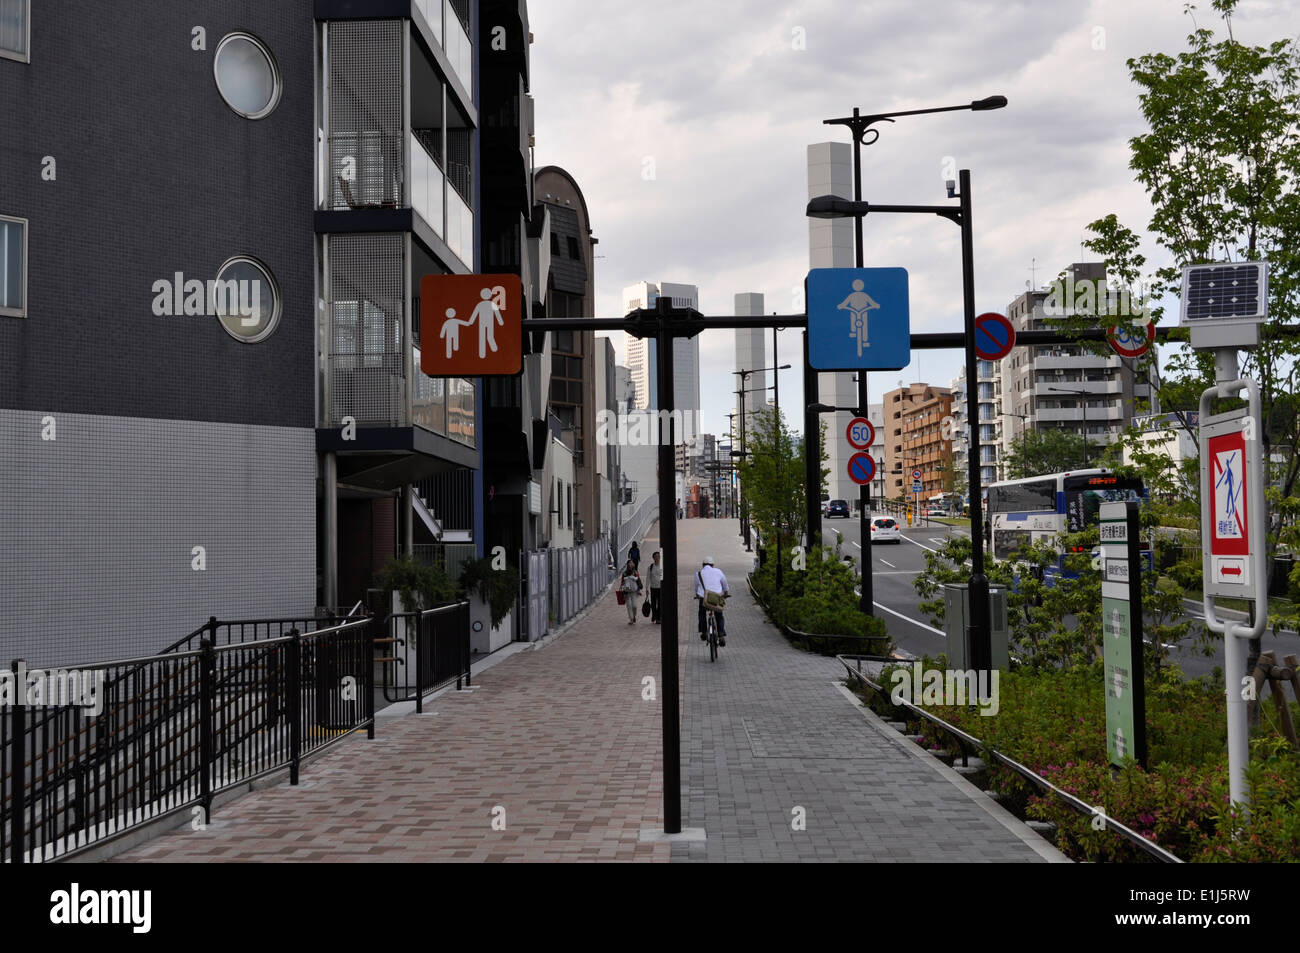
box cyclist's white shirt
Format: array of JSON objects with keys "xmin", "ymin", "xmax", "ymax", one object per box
[{"xmin": 696, "ymin": 565, "xmax": 728, "ymax": 597}]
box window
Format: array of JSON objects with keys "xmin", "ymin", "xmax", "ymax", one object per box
[
  {"xmin": 550, "ymin": 233, "xmax": 561, "ymax": 255},
  {"xmin": 0, "ymin": 0, "xmax": 28, "ymax": 62},
  {"xmin": 214, "ymin": 256, "xmax": 281, "ymax": 342},
  {"xmin": 566, "ymin": 236, "xmax": 581, "ymax": 260},
  {"xmin": 0, "ymin": 215, "xmax": 26, "ymax": 317},
  {"xmin": 213, "ymin": 33, "xmax": 281, "ymax": 119}
]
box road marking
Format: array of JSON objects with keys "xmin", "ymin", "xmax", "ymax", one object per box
[
  {"xmin": 901, "ymin": 535, "xmax": 943, "ymax": 554},
  {"xmin": 852, "ymin": 541, "xmax": 861, "ymax": 549},
  {"xmin": 871, "ymin": 600, "xmax": 945, "ymax": 637},
  {"xmin": 929, "ymin": 538, "xmax": 945, "ymax": 546},
  {"xmin": 880, "ymin": 559, "xmax": 895, "ymax": 568}
]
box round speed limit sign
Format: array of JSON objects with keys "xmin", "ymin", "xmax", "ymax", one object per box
[{"xmin": 846, "ymin": 417, "xmax": 875, "ymax": 451}]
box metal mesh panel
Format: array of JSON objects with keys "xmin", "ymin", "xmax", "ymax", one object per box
[
  {"xmin": 328, "ymin": 234, "xmax": 407, "ymax": 426},
  {"xmin": 327, "ymin": 21, "xmax": 404, "ymax": 210}
]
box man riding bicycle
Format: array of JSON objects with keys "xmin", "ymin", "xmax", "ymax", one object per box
[{"xmin": 696, "ymin": 556, "xmax": 730, "ymax": 647}]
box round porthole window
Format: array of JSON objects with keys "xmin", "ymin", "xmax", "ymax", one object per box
[
  {"xmin": 213, "ymin": 32, "xmax": 281, "ymax": 119},
  {"xmin": 213, "ymin": 256, "xmax": 282, "ymax": 343}
]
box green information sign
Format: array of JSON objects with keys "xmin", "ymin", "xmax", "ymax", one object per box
[{"xmin": 1100, "ymin": 503, "xmax": 1147, "ymax": 768}]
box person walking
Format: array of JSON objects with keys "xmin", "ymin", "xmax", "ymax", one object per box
[
  {"xmin": 628, "ymin": 540, "xmax": 641, "ymax": 570},
  {"xmin": 620, "ymin": 559, "xmax": 643, "ymax": 625},
  {"xmin": 647, "ymin": 551, "xmax": 663, "ymax": 624}
]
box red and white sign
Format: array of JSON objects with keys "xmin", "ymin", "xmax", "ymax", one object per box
[
  {"xmin": 1107, "ymin": 321, "xmax": 1155, "ymax": 359},
  {"xmin": 1207, "ymin": 427, "xmax": 1251, "ymax": 586},
  {"xmin": 420, "ymin": 274, "xmax": 523, "ymax": 377},
  {"xmin": 845, "ymin": 417, "xmax": 875, "ymax": 451}
]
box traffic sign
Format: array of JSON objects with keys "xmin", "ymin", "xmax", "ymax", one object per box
[
  {"xmin": 912, "ymin": 468, "xmax": 922, "ymax": 481},
  {"xmin": 847, "ymin": 453, "xmax": 876, "ymax": 485},
  {"xmin": 419, "ymin": 274, "xmax": 523, "ymax": 376},
  {"xmin": 807, "ymin": 267, "xmax": 910, "ymax": 371},
  {"xmin": 845, "ymin": 417, "xmax": 875, "ymax": 451},
  {"xmin": 912, "ymin": 481, "xmax": 923, "ymax": 494},
  {"xmin": 1207, "ymin": 426, "xmax": 1250, "ymax": 587},
  {"xmin": 1107, "ymin": 321, "xmax": 1155, "ymax": 359},
  {"xmin": 973, "ymin": 312, "xmax": 1015, "ymax": 362}
]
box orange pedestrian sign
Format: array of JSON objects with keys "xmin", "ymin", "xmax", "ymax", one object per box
[{"xmin": 420, "ymin": 274, "xmax": 522, "ymax": 376}]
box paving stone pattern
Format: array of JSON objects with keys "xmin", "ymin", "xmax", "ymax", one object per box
[{"xmin": 114, "ymin": 519, "xmax": 1057, "ymax": 863}]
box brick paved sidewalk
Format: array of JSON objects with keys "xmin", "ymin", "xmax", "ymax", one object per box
[
  {"xmin": 116, "ymin": 526, "xmax": 673, "ymax": 863},
  {"xmin": 113, "ymin": 518, "xmax": 1063, "ymax": 863}
]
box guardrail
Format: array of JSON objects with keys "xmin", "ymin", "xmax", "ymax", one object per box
[
  {"xmin": 835, "ymin": 654, "xmax": 1182, "ymax": 864},
  {"xmin": 617, "ymin": 494, "xmax": 659, "ymax": 568},
  {"xmin": 377, "ymin": 602, "xmax": 472, "ymax": 712},
  {"xmin": 2, "ymin": 618, "xmax": 375, "ymax": 864}
]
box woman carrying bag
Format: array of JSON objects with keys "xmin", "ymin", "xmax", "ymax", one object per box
[{"xmin": 620, "ymin": 559, "xmax": 643, "ymax": 625}]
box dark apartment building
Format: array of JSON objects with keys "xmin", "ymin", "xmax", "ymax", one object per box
[
  {"xmin": 535, "ymin": 166, "xmax": 597, "ymax": 542},
  {"xmin": 0, "ymin": 0, "xmax": 532, "ymax": 665}
]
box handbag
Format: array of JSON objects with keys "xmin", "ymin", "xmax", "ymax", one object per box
[
  {"xmin": 641, "ymin": 601, "xmax": 651, "ymax": 617},
  {"xmin": 699, "ymin": 572, "xmax": 726, "ymax": 610},
  {"xmin": 615, "ymin": 590, "xmax": 626, "ymax": 606}
]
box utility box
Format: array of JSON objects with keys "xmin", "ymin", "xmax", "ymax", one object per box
[{"xmin": 942, "ymin": 583, "xmax": 1010, "ymax": 670}]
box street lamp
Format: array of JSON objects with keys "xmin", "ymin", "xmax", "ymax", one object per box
[
  {"xmin": 807, "ymin": 95, "xmax": 1007, "ymax": 650},
  {"xmin": 1045, "ymin": 385, "xmax": 1094, "ymax": 467}
]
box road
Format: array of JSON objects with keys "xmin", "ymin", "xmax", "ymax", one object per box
[{"xmin": 819, "ymin": 513, "xmax": 1300, "ymax": 681}]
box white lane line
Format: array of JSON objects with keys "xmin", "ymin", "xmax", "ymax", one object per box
[
  {"xmin": 880, "ymin": 559, "xmax": 895, "ymax": 568},
  {"xmin": 901, "ymin": 535, "xmax": 943, "ymax": 554},
  {"xmin": 873, "ymin": 600, "xmax": 945, "ymax": 637},
  {"xmin": 852, "ymin": 541, "xmax": 861, "ymax": 549},
  {"xmin": 929, "ymin": 538, "xmax": 946, "ymax": 546}
]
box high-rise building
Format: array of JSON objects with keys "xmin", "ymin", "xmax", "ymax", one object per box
[
  {"xmin": 734, "ymin": 293, "xmax": 768, "ymax": 436},
  {"xmin": 882, "ymin": 384, "xmax": 955, "ymax": 503},
  {"xmin": 950, "ymin": 361, "xmax": 1000, "ymax": 490},
  {"xmin": 807, "ymin": 142, "xmax": 861, "ymax": 509},
  {"xmin": 621, "ymin": 281, "xmax": 700, "ymax": 420},
  {"xmin": 998, "ymin": 262, "xmax": 1157, "ymax": 474}
]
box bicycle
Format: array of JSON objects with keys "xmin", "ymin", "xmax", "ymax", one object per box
[{"xmin": 704, "ymin": 604, "xmax": 719, "ymax": 661}]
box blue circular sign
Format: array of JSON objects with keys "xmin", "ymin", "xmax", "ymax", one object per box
[
  {"xmin": 974, "ymin": 312, "xmax": 1015, "ymax": 361},
  {"xmin": 848, "ymin": 452, "xmax": 876, "ymax": 485}
]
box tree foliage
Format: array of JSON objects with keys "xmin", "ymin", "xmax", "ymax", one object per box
[
  {"xmin": 1003, "ymin": 428, "xmax": 1102, "ymax": 479},
  {"xmin": 1056, "ymin": 0, "xmax": 1300, "ymax": 630}
]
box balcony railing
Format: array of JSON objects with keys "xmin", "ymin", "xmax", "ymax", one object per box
[
  {"xmin": 325, "ymin": 133, "xmax": 403, "ymax": 210},
  {"xmin": 409, "ymin": 133, "xmax": 445, "ymax": 240}
]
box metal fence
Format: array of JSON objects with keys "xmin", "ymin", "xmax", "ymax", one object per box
[
  {"xmin": 617, "ymin": 494, "xmax": 659, "ymax": 568},
  {"xmin": 520, "ymin": 536, "xmax": 616, "ymax": 641},
  {"xmin": 376, "ymin": 602, "xmax": 472, "ymax": 712},
  {"xmin": 2, "ymin": 617, "xmax": 374, "ymax": 864}
]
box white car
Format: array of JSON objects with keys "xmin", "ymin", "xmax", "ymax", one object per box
[{"xmin": 870, "ymin": 517, "xmax": 902, "ymax": 544}]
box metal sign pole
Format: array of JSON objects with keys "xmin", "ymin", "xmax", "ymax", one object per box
[{"xmin": 653, "ymin": 305, "xmax": 682, "ymax": 835}]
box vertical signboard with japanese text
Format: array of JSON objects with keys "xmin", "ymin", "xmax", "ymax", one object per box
[{"xmin": 1100, "ymin": 501, "xmax": 1147, "ymax": 769}]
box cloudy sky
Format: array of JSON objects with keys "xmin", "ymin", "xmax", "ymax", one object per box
[{"xmin": 528, "ymin": 0, "xmax": 1297, "ymax": 441}]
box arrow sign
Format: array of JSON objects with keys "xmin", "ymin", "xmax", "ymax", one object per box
[{"xmin": 974, "ymin": 312, "xmax": 1016, "ymax": 362}]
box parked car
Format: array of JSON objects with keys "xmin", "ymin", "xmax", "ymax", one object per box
[
  {"xmin": 924, "ymin": 507, "xmax": 946, "ymax": 517},
  {"xmin": 826, "ymin": 499, "xmax": 850, "ymax": 519},
  {"xmin": 870, "ymin": 517, "xmax": 901, "ymax": 543}
]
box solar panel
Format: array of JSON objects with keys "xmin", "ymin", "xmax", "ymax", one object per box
[{"xmin": 1181, "ymin": 263, "xmax": 1268, "ymax": 323}]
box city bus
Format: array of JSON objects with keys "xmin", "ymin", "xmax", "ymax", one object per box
[{"xmin": 985, "ymin": 469, "xmax": 1148, "ymax": 581}]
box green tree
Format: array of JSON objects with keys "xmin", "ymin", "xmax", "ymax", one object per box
[
  {"xmin": 1056, "ymin": 0, "xmax": 1300, "ymax": 636},
  {"xmin": 1003, "ymin": 427, "xmax": 1101, "ymax": 478},
  {"xmin": 737, "ymin": 406, "xmax": 808, "ymax": 553}
]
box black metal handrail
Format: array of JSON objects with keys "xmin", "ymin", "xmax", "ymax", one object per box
[
  {"xmin": 2, "ymin": 618, "xmax": 375, "ymax": 864},
  {"xmin": 836, "ymin": 654, "xmax": 1182, "ymax": 864},
  {"xmin": 378, "ymin": 602, "xmax": 472, "ymax": 712}
]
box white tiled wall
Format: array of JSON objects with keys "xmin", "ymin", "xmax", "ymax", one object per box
[{"xmin": 0, "ymin": 410, "xmax": 316, "ymax": 667}]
